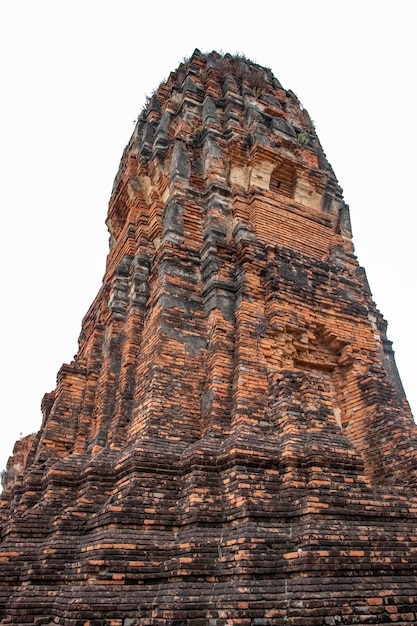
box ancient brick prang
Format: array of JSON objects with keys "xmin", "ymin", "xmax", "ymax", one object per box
[{"xmin": 1, "ymin": 50, "xmax": 417, "ymax": 625}]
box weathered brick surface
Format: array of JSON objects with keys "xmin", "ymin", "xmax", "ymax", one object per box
[{"xmin": 1, "ymin": 50, "xmax": 417, "ymax": 625}]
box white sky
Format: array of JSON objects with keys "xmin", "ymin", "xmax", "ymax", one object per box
[{"xmin": 0, "ymin": 1, "xmax": 415, "ymax": 472}]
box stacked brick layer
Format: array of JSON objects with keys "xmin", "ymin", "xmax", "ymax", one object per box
[{"xmin": 1, "ymin": 50, "xmax": 417, "ymax": 625}]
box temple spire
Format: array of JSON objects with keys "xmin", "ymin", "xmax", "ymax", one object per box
[{"xmin": 1, "ymin": 51, "xmax": 417, "ymax": 626}]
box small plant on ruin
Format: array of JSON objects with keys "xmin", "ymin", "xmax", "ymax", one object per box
[
  {"xmin": 217, "ymin": 53, "xmax": 269, "ymax": 97},
  {"xmin": 297, "ymin": 132, "xmax": 310, "ymax": 146}
]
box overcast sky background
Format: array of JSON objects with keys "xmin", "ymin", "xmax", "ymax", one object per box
[{"xmin": 0, "ymin": 1, "xmax": 415, "ymax": 472}]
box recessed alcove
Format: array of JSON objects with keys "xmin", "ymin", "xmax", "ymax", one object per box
[{"xmin": 270, "ymin": 161, "xmax": 296, "ymax": 197}]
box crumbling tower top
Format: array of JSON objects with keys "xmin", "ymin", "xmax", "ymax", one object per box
[{"xmin": 107, "ymin": 49, "xmax": 349, "ymax": 263}]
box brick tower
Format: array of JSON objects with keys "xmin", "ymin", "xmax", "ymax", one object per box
[{"xmin": 1, "ymin": 50, "xmax": 417, "ymax": 625}]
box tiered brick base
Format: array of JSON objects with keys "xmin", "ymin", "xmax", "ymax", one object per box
[{"xmin": 1, "ymin": 50, "xmax": 417, "ymax": 625}]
